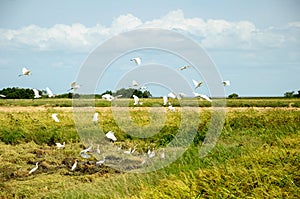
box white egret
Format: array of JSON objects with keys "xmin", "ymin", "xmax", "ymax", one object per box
[
  {"xmin": 93, "ymin": 112, "xmax": 98, "ymax": 123},
  {"xmin": 131, "ymin": 145, "xmax": 137, "ymax": 154},
  {"xmin": 161, "ymin": 148, "xmax": 165, "ymax": 159},
  {"xmin": 96, "ymin": 144, "xmax": 101, "ymax": 155},
  {"xmin": 106, "ymin": 131, "xmax": 117, "ymax": 141},
  {"xmin": 0, "ymin": 94, "xmax": 6, "ymax": 98},
  {"xmin": 192, "ymin": 79, "xmax": 203, "ymax": 89},
  {"xmin": 163, "ymin": 96, "xmax": 168, "ymax": 106},
  {"xmin": 168, "ymin": 104, "xmax": 175, "ymax": 112},
  {"xmin": 56, "ymin": 142, "xmax": 65, "ymax": 149},
  {"xmin": 96, "ymin": 157, "xmax": 106, "ymax": 165},
  {"xmin": 46, "ymin": 87, "xmax": 55, "ymax": 98},
  {"xmin": 33, "ymin": 89, "xmax": 41, "ymax": 99},
  {"xmin": 133, "ymin": 95, "xmax": 142, "ymax": 106},
  {"xmin": 124, "ymin": 148, "xmax": 132, "ymax": 154},
  {"xmin": 167, "ymin": 92, "xmax": 176, "ymax": 99},
  {"xmin": 132, "ymin": 80, "xmax": 139, "ymax": 87},
  {"xmin": 179, "ymin": 65, "xmax": 192, "ymax": 70},
  {"xmin": 71, "ymin": 159, "xmax": 78, "ymax": 171},
  {"xmin": 193, "ymin": 92, "xmax": 212, "ymax": 102},
  {"xmin": 29, "ymin": 162, "xmax": 39, "ymax": 174},
  {"xmin": 19, "ymin": 67, "xmax": 31, "ymax": 76},
  {"xmin": 222, "ymin": 80, "xmax": 231, "ymax": 86},
  {"xmin": 52, "ymin": 113, "xmax": 59, "ymax": 122},
  {"xmin": 149, "ymin": 150, "xmax": 155, "ymax": 159},
  {"xmin": 130, "ymin": 57, "xmax": 142, "ymax": 65},
  {"xmin": 80, "ymin": 152, "xmax": 90, "ymax": 159},
  {"xmin": 80, "ymin": 144, "xmax": 93, "ymax": 154},
  {"xmin": 68, "ymin": 81, "xmax": 80, "ymax": 92}
]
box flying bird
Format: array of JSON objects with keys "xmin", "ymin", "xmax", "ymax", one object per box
[
  {"xmin": 106, "ymin": 131, "xmax": 117, "ymax": 142},
  {"xmin": 33, "ymin": 89, "xmax": 41, "ymax": 99},
  {"xmin": 68, "ymin": 81, "xmax": 80, "ymax": 92},
  {"xmin": 56, "ymin": 142, "xmax": 65, "ymax": 149},
  {"xmin": 29, "ymin": 162, "xmax": 39, "ymax": 174},
  {"xmin": 130, "ymin": 57, "xmax": 142, "ymax": 65},
  {"xmin": 167, "ymin": 92, "xmax": 176, "ymax": 99},
  {"xmin": 19, "ymin": 67, "xmax": 31, "ymax": 76},
  {"xmin": 132, "ymin": 80, "xmax": 139, "ymax": 87},
  {"xmin": 192, "ymin": 79, "xmax": 203, "ymax": 89},
  {"xmin": 222, "ymin": 80, "xmax": 231, "ymax": 86},
  {"xmin": 179, "ymin": 65, "xmax": 192, "ymax": 70},
  {"xmin": 46, "ymin": 87, "xmax": 55, "ymax": 98},
  {"xmin": 193, "ymin": 92, "xmax": 212, "ymax": 102},
  {"xmin": 52, "ymin": 113, "xmax": 59, "ymax": 122}
]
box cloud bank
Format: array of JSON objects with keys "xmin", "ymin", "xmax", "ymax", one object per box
[{"xmin": 0, "ymin": 10, "xmax": 299, "ymax": 52}]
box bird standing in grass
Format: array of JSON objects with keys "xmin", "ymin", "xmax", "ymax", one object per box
[
  {"xmin": 56, "ymin": 142, "xmax": 65, "ymax": 149},
  {"xmin": 29, "ymin": 162, "xmax": 39, "ymax": 174},
  {"xmin": 71, "ymin": 159, "xmax": 78, "ymax": 171}
]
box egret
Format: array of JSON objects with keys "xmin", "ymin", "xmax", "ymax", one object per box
[
  {"xmin": 46, "ymin": 87, "xmax": 55, "ymax": 98},
  {"xmin": 71, "ymin": 159, "xmax": 78, "ymax": 171},
  {"xmin": 193, "ymin": 92, "xmax": 212, "ymax": 102},
  {"xmin": 80, "ymin": 152, "xmax": 90, "ymax": 159},
  {"xmin": 96, "ymin": 157, "xmax": 106, "ymax": 165},
  {"xmin": 192, "ymin": 79, "xmax": 203, "ymax": 89},
  {"xmin": 124, "ymin": 148, "xmax": 132, "ymax": 154},
  {"xmin": 93, "ymin": 112, "xmax": 98, "ymax": 123},
  {"xmin": 80, "ymin": 144, "xmax": 93, "ymax": 154},
  {"xmin": 161, "ymin": 148, "xmax": 165, "ymax": 159},
  {"xmin": 106, "ymin": 131, "xmax": 117, "ymax": 141},
  {"xmin": 130, "ymin": 57, "xmax": 142, "ymax": 65},
  {"xmin": 19, "ymin": 67, "xmax": 31, "ymax": 76},
  {"xmin": 133, "ymin": 95, "xmax": 142, "ymax": 106},
  {"xmin": 0, "ymin": 94, "xmax": 6, "ymax": 98},
  {"xmin": 149, "ymin": 150, "xmax": 155, "ymax": 159},
  {"xmin": 132, "ymin": 80, "xmax": 139, "ymax": 87},
  {"xmin": 56, "ymin": 142, "xmax": 65, "ymax": 149},
  {"xmin": 68, "ymin": 81, "xmax": 80, "ymax": 92},
  {"xmin": 163, "ymin": 96, "xmax": 168, "ymax": 106},
  {"xmin": 179, "ymin": 65, "xmax": 192, "ymax": 70},
  {"xmin": 29, "ymin": 162, "xmax": 39, "ymax": 174},
  {"xmin": 167, "ymin": 92, "xmax": 176, "ymax": 99},
  {"xmin": 131, "ymin": 145, "xmax": 137, "ymax": 154},
  {"xmin": 96, "ymin": 144, "xmax": 101, "ymax": 155},
  {"xmin": 102, "ymin": 93, "xmax": 114, "ymax": 101},
  {"xmin": 33, "ymin": 89, "xmax": 41, "ymax": 99},
  {"xmin": 222, "ymin": 80, "xmax": 231, "ymax": 86},
  {"xmin": 168, "ymin": 104, "xmax": 175, "ymax": 112},
  {"xmin": 52, "ymin": 113, "xmax": 59, "ymax": 122}
]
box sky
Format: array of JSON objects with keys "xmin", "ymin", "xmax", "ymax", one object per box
[{"xmin": 0, "ymin": 0, "xmax": 300, "ymax": 97}]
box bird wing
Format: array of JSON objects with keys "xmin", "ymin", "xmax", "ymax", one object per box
[
  {"xmin": 131, "ymin": 57, "xmax": 141, "ymax": 65},
  {"xmin": 200, "ymin": 94, "xmax": 212, "ymax": 102},
  {"xmin": 46, "ymin": 87, "xmax": 54, "ymax": 97},
  {"xmin": 167, "ymin": 92, "xmax": 176, "ymax": 99},
  {"xmin": 193, "ymin": 92, "xmax": 200, "ymax": 97},
  {"xmin": 33, "ymin": 89, "xmax": 40, "ymax": 98},
  {"xmin": 223, "ymin": 80, "xmax": 230, "ymax": 86}
]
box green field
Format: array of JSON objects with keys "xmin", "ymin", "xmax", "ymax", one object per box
[{"xmin": 0, "ymin": 98, "xmax": 299, "ymax": 198}]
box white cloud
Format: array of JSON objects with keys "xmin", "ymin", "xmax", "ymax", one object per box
[{"xmin": 0, "ymin": 9, "xmax": 298, "ymax": 52}]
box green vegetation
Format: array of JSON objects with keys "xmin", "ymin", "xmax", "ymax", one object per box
[{"xmin": 0, "ymin": 101, "xmax": 299, "ymax": 198}]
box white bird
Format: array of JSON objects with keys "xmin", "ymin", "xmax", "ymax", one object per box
[
  {"xmin": 96, "ymin": 144, "xmax": 101, "ymax": 155},
  {"xmin": 148, "ymin": 150, "xmax": 155, "ymax": 159},
  {"xmin": 179, "ymin": 65, "xmax": 192, "ymax": 70},
  {"xmin": 132, "ymin": 80, "xmax": 139, "ymax": 87},
  {"xmin": 106, "ymin": 131, "xmax": 117, "ymax": 142},
  {"xmin": 29, "ymin": 162, "xmax": 39, "ymax": 174},
  {"xmin": 192, "ymin": 79, "xmax": 203, "ymax": 89},
  {"xmin": 130, "ymin": 57, "xmax": 142, "ymax": 65},
  {"xmin": 117, "ymin": 145, "xmax": 122, "ymax": 152},
  {"xmin": 68, "ymin": 81, "xmax": 80, "ymax": 92},
  {"xmin": 56, "ymin": 142, "xmax": 65, "ymax": 149},
  {"xmin": 71, "ymin": 159, "xmax": 78, "ymax": 171},
  {"xmin": 19, "ymin": 67, "xmax": 31, "ymax": 76},
  {"xmin": 124, "ymin": 148, "xmax": 132, "ymax": 154},
  {"xmin": 93, "ymin": 112, "xmax": 98, "ymax": 123},
  {"xmin": 133, "ymin": 95, "xmax": 142, "ymax": 106},
  {"xmin": 0, "ymin": 94, "xmax": 6, "ymax": 98},
  {"xmin": 96, "ymin": 157, "xmax": 106, "ymax": 165},
  {"xmin": 52, "ymin": 113, "xmax": 59, "ymax": 122},
  {"xmin": 168, "ymin": 104, "xmax": 176, "ymax": 112},
  {"xmin": 131, "ymin": 145, "xmax": 137, "ymax": 154},
  {"xmin": 167, "ymin": 92, "xmax": 176, "ymax": 99},
  {"xmin": 46, "ymin": 87, "xmax": 55, "ymax": 98},
  {"xmin": 222, "ymin": 80, "xmax": 231, "ymax": 86},
  {"xmin": 163, "ymin": 96, "xmax": 168, "ymax": 106},
  {"xmin": 161, "ymin": 148, "xmax": 165, "ymax": 159},
  {"xmin": 193, "ymin": 92, "xmax": 212, "ymax": 102},
  {"xmin": 80, "ymin": 152, "xmax": 90, "ymax": 159},
  {"xmin": 80, "ymin": 144, "xmax": 93, "ymax": 154},
  {"xmin": 33, "ymin": 89, "xmax": 41, "ymax": 99}
]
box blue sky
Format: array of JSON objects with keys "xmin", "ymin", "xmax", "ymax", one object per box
[{"xmin": 0, "ymin": 0, "xmax": 299, "ymax": 97}]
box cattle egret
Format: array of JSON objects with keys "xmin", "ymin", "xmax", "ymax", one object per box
[
  {"xmin": 131, "ymin": 145, "xmax": 137, "ymax": 154},
  {"xmin": 222, "ymin": 80, "xmax": 231, "ymax": 86},
  {"xmin": 33, "ymin": 89, "xmax": 41, "ymax": 99},
  {"xmin": 96, "ymin": 144, "xmax": 101, "ymax": 154},
  {"xmin": 80, "ymin": 144, "xmax": 93, "ymax": 154},
  {"xmin": 192, "ymin": 79, "xmax": 203, "ymax": 89},
  {"xmin": 56, "ymin": 142, "xmax": 65, "ymax": 149},
  {"xmin": 163, "ymin": 96, "xmax": 168, "ymax": 106},
  {"xmin": 124, "ymin": 148, "xmax": 132, "ymax": 154},
  {"xmin": 71, "ymin": 159, "xmax": 78, "ymax": 171},
  {"xmin": 130, "ymin": 57, "xmax": 142, "ymax": 65},
  {"xmin": 96, "ymin": 157, "xmax": 106, "ymax": 165},
  {"xmin": 46, "ymin": 87, "xmax": 55, "ymax": 98},
  {"xmin": 193, "ymin": 92, "xmax": 212, "ymax": 102},
  {"xmin": 132, "ymin": 80, "xmax": 139, "ymax": 87},
  {"xmin": 19, "ymin": 67, "xmax": 31, "ymax": 76},
  {"xmin": 133, "ymin": 95, "xmax": 142, "ymax": 106},
  {"xmin": 29, "ymin": 162, "xmax": 39, "ymax": 174},
  {"xmin": 179, "ymin": 65, "xmax": 192, "ymax": 70},
  {"xmin": 168, "ymin": 104, "xmax": 176, "ymax": 112},
  {"xmin": 68, "ymin": 81, "xmax": 80, "ymax": 92},
  {"xmin": 52, "ymin": 113, "xmax": 59, "ymax": 122},
  {"xmin": 106, "ymin": 131, "xmax": 117, "ymax": 141},
  {"xmin": 93, "ymin": 112, "xmax": 98, "ymax": 123},
  {"xmin": 0, "ymin": 94, "xmax": 6, "ymax": 98},
  {"xmin": 102, "ymin": 93, "xmax": 114, "ymax": 101},
  {"xmin": 80, "ymin": 152, "xmax": 90, "ymax": 159},
  {"xmin": 167, "ymin": 92, "xmax": 176, "ymax": 99}
]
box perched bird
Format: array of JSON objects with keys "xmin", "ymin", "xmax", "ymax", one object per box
[
  {"xmin": 106, "ymin": 131, "xmax": 117, "ymax": 142},
  {"xmin": 52, "ymin": 113, "xmax": 59, "ymax": 122},
  {"xmin": 0, "ymin": 94, "xmax": 6, "ymax": 98},
  {"xmin": 192, "ymin": 79, "xmax": 203, "ymax": 89},
  {"xmin": 33, "ymin": 89, "xmax": 41, "ymax": 99},
  {"xmin": 96, "ymin": 157, "xmax": 106, "ymax": 165},
  {"xmin": 222, "ymin": 80, "xmax": 231, "ymax": 86},
  {"xmin": 167, "ymin": 92, "xmax": 176, "ymax": 99},
  {"xmin": 71, "ymin": 159, "xmax": 78, "ymax": 171},
  {"xmin": 19, "ymin": 67, "xmax": 31, "ymax": 76},
  {"xmin": 56, "ymin": 142, "xmax": 65, "ymax": 149},
  {"xmin": 29, "ymin": 162, "xmax": 39, "ymax": 174},
  {"xmin": 93, "ymin": 112, "xmax": 98, "ymax": 123},
  {"xmin": 163, "ymin": 96, "xmax": 168, "ymax": 106},
  {"xmin": 193, "ymin": 92, "xmax": 212, "ymax": 102},
  {"xmin": 130, "ymin": 57, "xmax": 142, "ymax": 65},
  {"xmin": 46, "ymin": 87, "xmax": 55, "ymax": 98},
  {"xmin": 179, "ymin": 65, "xmax": 192, "ymax": 70}
]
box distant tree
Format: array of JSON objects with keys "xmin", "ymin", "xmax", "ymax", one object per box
[
  {"xmin": 142, "ymin": 90, "xmax": 152, "ymax": 98},
  {"xmin": 284, "ymin": 91, "xmax": 294, "ymax": 98},
  {"xmin": 228, "ymin": 93, "xmax": 239, "ymax": 99},
  {"xmin": 114, "ymin": 88, "xmax": 152, "ymax": 98},
  {"xmin": 0, "ymin": 87, "xmax": 34, "ymax": 99}
]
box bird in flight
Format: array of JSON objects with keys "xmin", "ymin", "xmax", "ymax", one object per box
[
  {"xmin": 33, "ymin": 89, "xmax": 41, "ymax": 99},
  {"xmin": 193, "ymin": 92, "xmax": 212, "ymax": 102},
  {"xmin": 56, "ymin": 142, "xmax": 65, "ymax": 149},
  {"xmin": 222, "ymin": 80, "xmax": 231, "ymax": 86},
  {"xmin": 46, "ymin": 87, "xmax": 55, "ymax": 98},
  {"xmin": 178, "ymin": 65, "xmax": 192, "ymax": 70},
  {"xmin": 67, "ymin": 81, "xmax": 81, "ymax": 92},
  {"xmin": 192, "ymin": 79, "xmax": 203, "ymax": 89},
  {"xmin": 19, "ymin": 67, "xmax": 31, "ymax": 77},
  {"xmin": 130, "ymin": 57, "xmax": 142, "ymax": 65}
]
